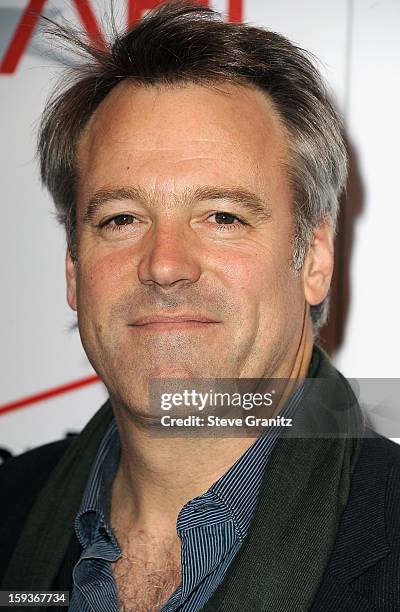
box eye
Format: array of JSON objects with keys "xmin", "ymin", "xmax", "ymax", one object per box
[
  {"xmin": 103, "ymin": 214, "xmax": 136, "ymax": 227},
  {"xmin": 99, "ymin": 213, "xmax": 139, "ymax": 233},
  {"xmin": 212, "ymin": 212, "xmax": 240, "ymax": 225},
  {"xmin": 206, "ymin": 211, "xmax": 246, "ymax": 232}
]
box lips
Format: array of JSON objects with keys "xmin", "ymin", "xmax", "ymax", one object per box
[{"xmin": 130, "ymin": 314, "xmax": 220, "ymax": 327}]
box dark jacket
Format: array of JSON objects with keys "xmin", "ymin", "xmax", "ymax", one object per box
[{"xmin": 1, "ymin": 351, "xmax": 400, "ymax": 611}]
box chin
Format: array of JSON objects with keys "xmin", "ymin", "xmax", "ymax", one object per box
[{"xmin": 148, "ymin": 365, "xmax": 198, "ymax": 379}]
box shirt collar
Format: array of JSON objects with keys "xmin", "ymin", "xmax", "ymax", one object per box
[
  {"xmin": 75, "ymin": 378, "xmax": 305, "ymax": 548},
  {"xmin": 75, "ymin": 419, "xmax": 120, "ymax": 549}
]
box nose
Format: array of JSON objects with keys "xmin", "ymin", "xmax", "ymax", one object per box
[{"xmin": 137, "ymin": 221, "xmax": 202, "ymax": 289}]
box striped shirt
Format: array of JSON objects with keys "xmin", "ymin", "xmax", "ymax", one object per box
[{"xmin": 69, "ymin": 385, "xmax": 303, "ymax": 612}]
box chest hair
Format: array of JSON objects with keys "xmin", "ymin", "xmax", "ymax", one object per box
[{"xmin": 112, "ymin": 534, "xmax": 181, "ymax": 612}]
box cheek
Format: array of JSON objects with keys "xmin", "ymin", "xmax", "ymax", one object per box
[
  {"xmin": 215, "ymin": 252, "xmax": 257, "ymax": 289},
  {"xmin": 214, "ymin": 240, "xmax": 290, "ymax": 294},
  {"xmin": 211, "ymin": 247, "xmax": 285, "ymax": 323},
  {"xmin": 76, "ymin": 248, "xmax": 132, "ymax": 311},
  {"xmin": 218, "ymin": 243, "xmax": 303, "ymax": 327}
]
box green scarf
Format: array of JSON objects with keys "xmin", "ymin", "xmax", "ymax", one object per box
[{"xmin": 202, "ymin": 348, "xmax": 364, "ymax": 611}]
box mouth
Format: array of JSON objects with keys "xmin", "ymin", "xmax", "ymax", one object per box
[{"xmin": 129, "ymin": 314, "xmax": 221, "ymax": 331}]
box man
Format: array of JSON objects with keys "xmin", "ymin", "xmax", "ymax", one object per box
[{"xmin": 1, "ymin": 2, "xmax": 399, "ymax": 611}]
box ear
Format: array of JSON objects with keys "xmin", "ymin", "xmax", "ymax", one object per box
[
  {"xmin": 303, "ymin": 220, "xmax": 334, "ymax": 306},
  {"xmin": 66, "ymin": 250, "xmax": 77, "ymax": 311}
]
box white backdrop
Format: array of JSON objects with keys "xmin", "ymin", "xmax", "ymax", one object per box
[{"xmin": 1, "ymin": 0, "xmax": 399, "ymax": 458}]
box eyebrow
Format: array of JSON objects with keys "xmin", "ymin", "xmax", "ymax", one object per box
[{"xmin": 82, "ymin": 185, "xmax": 272, "ymax": 223}]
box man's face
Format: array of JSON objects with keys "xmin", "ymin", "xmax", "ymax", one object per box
[{"xmin": 67, "ymin": 82, "xmax": 315, "ymax": 412}]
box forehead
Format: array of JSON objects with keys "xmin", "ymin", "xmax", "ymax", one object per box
[{"xmin": 76, "ymin": 80, "xmax": 291, "ymax": 205}]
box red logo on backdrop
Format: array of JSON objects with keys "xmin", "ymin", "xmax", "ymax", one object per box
[{"xmin": 0, "ymin": 0, "xmax": 244, "ymax": 75}]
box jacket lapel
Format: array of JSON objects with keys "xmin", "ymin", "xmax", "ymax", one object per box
[
  {"xmin": 311, "ymin": 433, "xmax": 390, "ymax": 610},
  {"xmin": 312, "ymin": 580, "xmax": 380, "ymax": 612},
  {"xmin": 2, "ymin": 400, "xmax": 114, "ymax": 593},
  {"xmin": 202, "ymin": 432, "xmax": 390, "ymax": 612}
]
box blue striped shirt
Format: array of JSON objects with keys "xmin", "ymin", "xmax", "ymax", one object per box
[{"xmin": 69, "ymin": 386, "xmax": 303, "ymax": 612}]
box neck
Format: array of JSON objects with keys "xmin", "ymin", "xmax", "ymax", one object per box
[{"xmin": 110, "ymin": 311, "xmax": 315, "ymax": 536}]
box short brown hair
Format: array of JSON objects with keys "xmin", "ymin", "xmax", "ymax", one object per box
[{"xmin": 38, "ymin": 0, "xmax": 347, "ymax": 332}]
